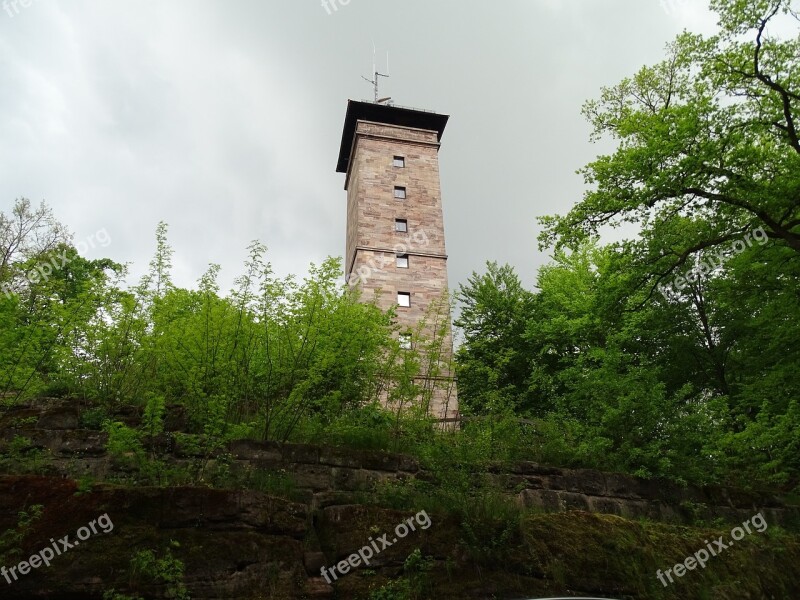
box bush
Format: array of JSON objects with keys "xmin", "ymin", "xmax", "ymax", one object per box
[
  {"xmin": 79, "ymin": 406, "xmax": 108, "ymax": 430},
  {"xmin": 105, "ymin": 540, "xmax": 189, "ymax": 600}
]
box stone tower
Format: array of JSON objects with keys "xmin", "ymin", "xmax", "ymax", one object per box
[{"xmin": 336, "ymin": 100, "xmax": 458, "ymax": 420}]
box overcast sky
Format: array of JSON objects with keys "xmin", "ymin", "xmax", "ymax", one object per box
[{"xmin": 0, "ymin": 0, "xmax": 719, "ymax": 294}]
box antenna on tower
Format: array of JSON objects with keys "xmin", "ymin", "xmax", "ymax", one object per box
[{"xmin": 362, "ymin": 40, "xmax": 390, "ymax": 104}]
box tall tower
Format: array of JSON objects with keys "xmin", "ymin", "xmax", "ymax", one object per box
[{"xmin": 336, "ymin": 100, "xmax": 458, "ymax": 420}]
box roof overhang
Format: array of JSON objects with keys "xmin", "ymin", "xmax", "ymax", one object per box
[{"xmin": 336, "ymin": 100, "xmax": 449, "ymax": 174}]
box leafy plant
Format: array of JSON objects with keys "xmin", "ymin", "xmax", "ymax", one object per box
[
  {"xmin": 8, "ymin": 416, "xmax": 37, "ymax": 429},
  {"xmin": 0, "ymin": 504, "xmax": 44, "ymax": 563},
  {"xmin": 368, "ymin": 549, "xmax": 434, "ymax": 600},
  {"xmin": 106, "ymin": 540, "xmax": 189, "ymax": 600},
  {"xmin": 0, "ymin": 435, "xmax": 47, "ymax": 474},
  {"xmin": 79, "ymin": 407, "xmax": 107, "ymax": 430},
  {"xmin": 102, "ymin": 591, "xmax": 142, "ymax": 600}
]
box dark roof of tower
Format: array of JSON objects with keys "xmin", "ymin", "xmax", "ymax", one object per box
[{"xmin": 336, "ymin": 100, "xmax": 449, "ymax": 173}]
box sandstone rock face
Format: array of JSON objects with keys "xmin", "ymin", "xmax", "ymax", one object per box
[
  {"xmin": 0, "ymin": 476, "xmax": 309, "ymax": 600},
  {"xmin": 3, "ymin": 399, "xmax": 799, "ymax": 529},
  {"xmin": 1, "ymin": 399, "xmax": 800, "ymax": 599}
]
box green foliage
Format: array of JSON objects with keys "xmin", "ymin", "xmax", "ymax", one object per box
[
  {"xmin": 293, "ymin": 402, "xmax": 440, "ymax": 455},
  {"xmin": 0, "ymin": 198, "xmax": 124, "ymax": 402},
  {"xmin": 0, "ymin": 434, "xmax": 48, "ymax": 474},
  {"xmin": 456, "ymin": 225, "xmax": 798, "ymax": 489},
  {"xmin": 103, "ymin": 419, "xmax": 171, "ymax": 485},
  {"xmin": 459, "ymin": 489, "xmax": 523, "ymax": 565},
  {"xmin": 540, "ymin": 1, "xmax": 800, "ymax": 263},
  {"xmin": 4, "ymin": 5, "xmax": 800, "ymax": 503},
  {"xmin": 300, "ymin": 402, "xmax": 397, "ymax": 451},
  {"xmin": 121, "ymin": 232, "xmax": 423, "ymax": 446},
  {"xmin": 523, "ymin": 0, "xmax": 800, "ymax": 491},
  {"xmin": 454, "ymin": 262, "xmax": 535, "ymax": 416},
  {"xmin": 105, "ymin": 540, "xmax": 189, "ymax": 600},
  {"xmin": 369, "ymin": 578, "xmax": 411, "ymax": 600},
  {"xmin": 235, "ymin": 467, "xmax": 297, "ymax": 499},
  {"xmin": 0, "ymin": 504, "xmax": 44, "ymax": 563},
  {"xmin": 104, "ymin": 420, "xmax": 146, "ymax": 463},
  {"xmin": 373, "ymin": 425, "xmax": 528, "ymax": 569},
  {"xmin": 369, "ymin": 549, "xmax": 433, "ymax": 600},
  {"xmin": 453, "ymin": 2, "xmax": 800, "ymax": 490},
  {"xmin": 103, "ymin": 593, "xmax": 141, "ymax": 600},
  {"xmin": 1, "ymin": 214, "xmax": 437, "ymax": 449},
  {"xmin": 142, "ymin": 394, "xmax": 166, "ymax": 439},
  {"xmin": 75, "ymin": 474, "xmax": 95, "ymax": 496},
  {"xmin": 7, "ymin": 416, "xmax": 37, "ymax": 428},
  {"xmin": 130, "ymin": 541, "xmax": 189, "ymax": 600},
  {"xmin": 0, "ymin": 218, "xmax": 442, "ymax": 484},
  {"xmin": 79, "ymin": 407, "xmax": 108, "ymax": 430},
  {"xmin": 0, "ymin": 208, "xmax": 459, "ymax": 490}
]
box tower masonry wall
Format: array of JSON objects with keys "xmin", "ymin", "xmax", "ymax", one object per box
[
  {"xmin": 345, "ymin": 121, "xmax": 447, "ymax": 276},
  {"xmin": 342, "ymin": 115, "xmax": 458, "ymax": 419}
]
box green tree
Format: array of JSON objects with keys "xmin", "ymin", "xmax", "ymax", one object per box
[
  {"xmin": 0, "ymin": 198, "xmax": 69, "ymax": 287},
  {"xmin": 539, "ymin": 0, "xmax": 800, "ymax": 299},
  {"xmin": 0, "ymin": 199, "xmax": 122, "ymax": 401},
  {"xmin": 525, "ymin": 242, "xmax": 721, "ymax": 482},
  {"xmin": 533, "ymin": 0, "xmax": 800, "ymax": 490},
  {"xmin": 454, "ymin": 262, "xmax": 534, "ymax": 415}
]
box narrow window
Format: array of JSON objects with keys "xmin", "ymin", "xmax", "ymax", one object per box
[
  {"xmin": 399, "ymin": 333, "xmax": 412, "ymax": 350},
  {"xmin": 397, "ymin": 292, "xmax": 410, "ymax": 307},
  {"xmin": 396, "ymin": 254, "xmax": 409, "ymax": 268},
  {"xmin": 394, "ymin": 186, "xmax": 406, "ymax": 199},
  {"xmin": 395, "ymin": 219, "xmax": 408, "ymax": 233},
  {"xmin": 393, "ymin": 156, "xmax": 405, "ymax": 168}
]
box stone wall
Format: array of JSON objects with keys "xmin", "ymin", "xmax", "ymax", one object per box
[
  {"xmin": 2, "ymin": 400, "xmax": 800, "ymax": 599},
  {"xmin": 2, "ymin": 398, "xmax": 797, "ymax": 528}
]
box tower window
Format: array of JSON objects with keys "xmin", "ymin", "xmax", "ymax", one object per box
[
  {"xmin": 399, "ymin": 333, "xmax": 412, "ymax": 350},
  {"xmin": 394, "ymin": 186, "xmax": 407, "ymax": 199},
  {"xmin": 396, "ymin": 254, "xmax": 409, "ymax": 268},
  {"xmin": 397, "ymin": 292, "xmax": 410, "ymax": 307},
  {"xmin": 393, "ymin": 156, "xmax": 405, "ymax": 168},
  {"xmin": 395, "ymin": 219, "xmax": 408, "ymax": 233}
]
